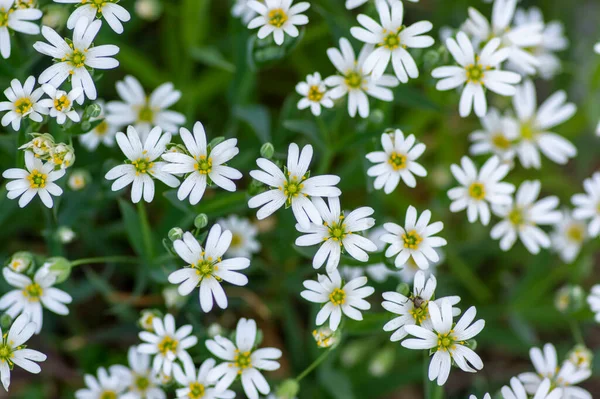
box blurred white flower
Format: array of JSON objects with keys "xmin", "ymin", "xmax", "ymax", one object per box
[
  {"xmin": 39, "ymin": 84, "xmax": 82, "ymax": 124},
  {"xmin": 0, "ymin": 76, "xmax": 47, "ymax": 130},
  {"xmin": 173, "ymin": 356, "xmax": 235, "ymax": 399},
  {"xmin": 345, "ymin": 0, "xmax": 417, "ymax": 10},
  {"xmin": 135, "ymin": 0, "xmax": 162, "ymax": 21},
  {"xmin": 80, "ymin": 101, "xmax": 118, "ymax": 150},
  {"xmin": 0, "ymin": 0, "xmax": 42, "ymax": 59},
  {"xmin": 247, "ymin": 0, "xmax": 309, "ymax": 46},
  {"xmin": 567, "ymin": 345, "xmax": 593, "ymax": 370},
  {"xmin": 296, "ymin": 72, "xmax": 334, "ymax": 116},
  {"xmin": 312, "ymin": 326, "xmax": 339, "ymax": 348},
  {"xmin": 587, "ymin": 285, "xmax": 600, "ymax": 324},
  {"xmin": 56, "ymin": 226, "xmax": 76, "ymax": 244},
  {"xmin": 571, "ymin": 172, "xmax": 600, "ymax": 238},
  {"xmin": 217, "ymin": 215, "xmax": 261, "ymax": 258},
  {"xmin": 550, "ymin": 210, "xmax": 587, "ymax": 264},
  {"xmin": 54, "ymin": 0, "xmax": 131, "ymax": 34},
  {"xmin": 75, "ymin": 367, "xmax": 127, "ymax": 399},
  {"xmin": 110, "ymin": 347, "xmax": 166, "ymax": 399},
  {"xmin": 232, "ymin": 0, "xmax": 257, "ymax": 24},
  {"xmin": 68, "ymin": 169, "xmax": 90, "ymax": 191},
  {"xmin": 448, "ymin": 155, "xmax": 515, "ymax": 226},
  {"xmin": 469, "ymin": 108, "xmax": 518, "ymax": 161}
]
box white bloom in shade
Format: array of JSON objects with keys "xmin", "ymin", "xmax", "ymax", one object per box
[
  {"xmin": 295, "ymin": 196, "xmax": 377, "ymax": 272},
  {"xmin": 2, "ymin": 151, "xmax": 65, "ymax": 208},
  {"xmin": 248, "ymin": 143, "xmax": 341, "ymax": 229},
  {"xmin": 300, "ymin": 269, "xmax": 374, "ymax": 331},
  {"xmin": 397, "ymin": 250, "xmax": 442, "ymax": 284},
  {"xmin": 80, "ymin": 101, "xmax": 118, "ymax": 150},
  {"xmin": 550, "ymin": 210, "xmax": 587, "ymax": 264},
  {"xmin": 381, "ymin": 271, "xmax": 460, "ymax": 342},
  {"xmin": 0, "ymin": 76, "xmax": 47, "ymax": 131},
  {"xmin": 54, "ymin": 0, "xmax": 131, "ymax": 34},
  {"xmin": 217, "ymin": 215, "xmax": 261, "ymax": 258},
  {"xmin": 0, "ymin": 267, "xmax": 72, "ymax": 334},
  {"xmin": 161, "ymin": 122, "xmax": 242, "ymax": 205},
  {"xmin": 232, "ymin": 0, "xmax": 257, "ymax": 24},
  {"xmin": 519, "ymin": 343, "xmax": 592, "ymax": 399},
  {"xmin": 571, "ymin": 172, "xmax": 600, "ymax": 238},
  {"xmin": 567, "ymin": 345, "xmax": 593, "ymax": 370},
  {"xmin": 345, "ymin": 0, "xmax": 416, "ymax": 10},
  {"xmin": 432, "ymin": 32, "xmax": 521, "ymax": 117},
  {"xmin": 506, "ymin": 80, "xmax": 576, "ymax": 169},
  {"xmin": 502, "ymin": 377, "xmax": 563, "ymax": 399},
  {"xmin": 173, "ymin": 356, "xmax": 235, "ymax": 399},
  {"xmin": 167, "ymin": 226, "xmax": 250, "ymax": 313},
  {"xmin": 324, "ymin": 37, "xmax": 399, "ymax": 118},
  {"xmin": 0, "ymin": 313, "xmax": 47, "ymax": 392},
  {"xmin": 366, "ymin": 129, "xmax": 427, "ymax": 193},
  {"xmin": 402, "ymin": 300, "xmax": 485, "ymax": 386},
  {"xmin": 75, "ymin": 367, "xmax": 127, "ymax": 399},
  {"xmin": 463, "ymin": 0, "xmax": 543, "ymax": 75},
  {"xmin": 247, "ymin": 0, "xmax": 309, "ymax": 46},
  {"xmin": 296, "ymin": 72, "xmax": 333, "ymax": 116},
  {"xmin": 490, "ymin": 180, "xmax": 561, "ymax": 253},
  {"xmin": 39, "ymin": 84, "xmax": 83, "ymax": 124},
  {"xmin": 33, "ymin": 17, "xmax": 120, "ymax": 103},
  {"xmin": 105, "ymin": 126, "xmax": 180, "ymax": 203},
  {"xmin": 469, "ymin": 108, "xmax": 518, "ymax": 161},
  {"xmin": 206, "ymin": 318, "xmax": 282, "ymax": 399},
  {"xmin": 588, "ymin": 285, "xmax": 600, "ymax": 323},
  {"xmin": 381, "ymin": 206, "xmax": 447, "ymax": 270},
  {"xmin": 350, "ymin": 0, "xmax": 433, "ymax": 82},
  {"xmin": 448, "ymin": 155, "xmax": 515, "ymax": 226},
  {"xmin": 106, "ymin": 76, "xmax": 186, "ymax": 141},
  {"xmin": 110, "ymin": 347, "xmax": 166, "ymax": 399},
  {"xmin": 0, "ymin": 0, "xmax": 42, "ymax": 59},
  {"xmin": 469, "ymin": 395, "xmax": 490, "ymax": 399},
  {"xmin": 138, "ymin": 314, "xmax": 198, "ymax": 377}
]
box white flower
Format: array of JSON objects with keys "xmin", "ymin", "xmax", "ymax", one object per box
[
  {"xmin": 567, "ymin": 345, "xmax": 593, "ymax": 371},
  {"xmin": 324, "ymin": 37, "xmax": 399, "ymax": 118},
  {"xmin": 312, "ymin": 326, "xmax": 339, "ymax": 348},
  {"xmin": 432, "ymin": 32, "xmax": 521, "ymax": 117},
  {"xmin": 502, "ymin": 377, "xmax": 563, "ymax": 399},
  {"xmin": 350, "ymin": 0, "xmax": 433, "ymax": 82},
  {"xmin": 571, "ymin": 172, "xmax": 600, "ymax": 238},
  {"xmin": 550, "ymin": 210, "xmax": 587, "ymax": 264},
  {"xmin": 296, "ymin": 72, "xmax": 334, "ymax": 116},
  {"xmin": 381, "ymin": 206, "xmax": 447, "ymax": 270},
  {"xmin": 80, "ymin": 101, "xmax": 118, "ymax": 150},
  {"xmin": 34, "ymin": 17, "xmax": 120, "ymax": 103},
  {"xmin": 75, "ymin": 367, "xmax": 127, "ymax": 399},
  {"xmin": 506, "ymin": 79, "xmax": 576, "ymax": 168},
  {"xmin": 217, "ymin": 215, "xmax": 261, "ymax": 258},
  {"xmin": 137, "ymin": 314, "xmax": 198, "ymax": 376},
  {"xmin": 463, "ymin": 0, "xmax": 543, "ymax": 75},
  {"xmin": 0, "ymin": 313, "xmax": 47, "ymax": 392},
  {"xmin": 469, "ymin": 108, "xmax": 518, "ymax": 161},
  {"xmin": 345, "ymin": 0, "xmax": 416, "ymax": 10},
  {"xmin": 67, "ymin": 167, "xmax": 89, "ymax": 191},
  {"xmin": 0, "ymin": 0, "xmax": 42, "ymax": 59},
  {"xmin": 248, "ymin": 142, "xmax": 341, "ymax": 229},
  {"xmin": 57, "ymin": 226, "xmax": 76, "ymax": 243},
  {"xmin": 104, "ymin": 126, "xmax": 180, "ymax": 203},
  {"xmin": 490, "ymin": 180, "xmax": 561, "ymax": 253},
  {"xmin": 588, "ymin": 285, "xmax": 600, "ymax": 323},
  {"xmin": 173, "ymin": 356, "xmax": 235, "ymax": 399},
  {"xmin": 0, "ymin": 76, "xmax": 47, "ymax": 130},
  {"xmin": 106, "ymin": 75, "xmax": 186, "ymax": 141},
  {"xmin": 54, "ymin": 0, "xmax": 131, "ymax": 34},
  {"xmin": 402, "ymin": 300, "xmax": 485, "ymax": 386},
  {"xmin": 397, "ymin": 251, "xmax": 441, "ymax": 284},
  {"xmin": 300, "ymin": 269, "xmax": 374, "ymax": 331},
  {"xmin": 382, "ymin": 271, "xmax": 460, "ymax": 342},
  {"xmin": 366, "ymin": 129, "xmax": 427, "ymax": 193},
  {"xmin": 469, "ymin": 395, "xmax": 490, "ymax": 399},
  {"xmin": 167, "ymin": 226, "xmax": 250, "ymax": 313},
  {"xmin": 295, "ymin": 196, "xmax": 376, "ymax": 272},
  {"xmin": 109, "ymin": 347, "xmax": 166, "ymax": 399},
  {"xmin": 0, "ymin": 267, "xmax": 72, "ymax": 334},
  {"xmin": 206, "ymin": 318, "xmax": 282, "ymax": 399},
  {"xmin": 232, "ymin": 0, "xmax": 257, "ymax": 24},
  {"xmin": 448, "ymin": 155, "xmax": 515, "ymax": 226},
  {"xmin": 38, "ymin": 84, "xmax": 83, "ymax": 124},
  {"xmin": 2, "ymin": 151, "xmax": 65, "ymax": 208},
  {"xmin": 247, "ymin": 0, "xmax": 309, "ymax": 46},
  {"xmin": 162, "ymin": 122, "xmax": 242, "ymax": 205},
  {"xmin": 519, "ymin": 343, "xmax": 592, "ymax": 399}
]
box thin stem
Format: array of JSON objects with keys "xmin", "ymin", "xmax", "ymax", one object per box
[
  {"xmin": 70, "ymin": 256, "xmax": 139, "ymax": 268},
  {"xmin": 295, "ymin": 347, "xmax": 334, "ymax": 383},
  {"xmin": 137, "ymin": 202, "xmax": 154, "ymax": 260},
  {"xmin": 568, "ymin": 319, "xmax": 585, "ymax": 346}
]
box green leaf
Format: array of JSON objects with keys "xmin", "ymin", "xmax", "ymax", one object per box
[
  {"xmin": 117, "ymin": 198, "xmax": 145, "ymax": 258},
  {"xmin": 234, "ymin": 104, "xmax": 271, "ymax": 142},
  {"xmin": 190, "ymin": 47, "xmax": 236, "ymax": 72},
  {"xmin": 318, "ymin": 362, "xmax": 355, "ymax": 399}
]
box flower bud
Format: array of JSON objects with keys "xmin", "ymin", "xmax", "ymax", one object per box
[
  {"xmin": 56, "ymin": 226, "xmax": 76, "ymax": 244},
  {"xmin": 194, "ymin": 214, "xmax": 208, "ymax": 229},
  {"xmin": 208, "ymin": 137, "xmax": 225, "ymax": 150},
  {"xmin": 45, "ymin": 257, "xmax": 72, "ymax": 284},
  {"xmin": 368, "ymin": 347, "xmax": 395, "ymax": 376},
  {"xmin": 7, "ymin": 251, "xmax": 34, "ymax": 273},
  {"xmin": 19, "ymin": 133, "xmax": 55, "ymax": 158},
  {"xmin": 139, "ymin": 309, "xmax": 161, "ymax": 332},
  {"xmin": 395, "ymin": 282, "xmax": 410, "ymax": 297},
  {"xmin": 168, "ymin": 227, "xmax": 184, "ymax": 241},
  {"xmin": 260, "ymin": 142, "xmax": 275, "ymax": 159},
  {"xmin": 555, "ymin": 284, "xmax": 585, "ymax": 314},
  {"xmin": 68, "ymin": 169, "xmax": 91, "ymax": 191},
  {"xmin": 275, "ymin": 379, "xmax": 300, "ymax": 399},
  {"xmin": 83, "ymin": 103, "xmax": 103, "ymax": 120},
  {"xmin": 423, "ymin": 49, "xmax": 441, "ymax": 70},
  {"xmin": 135, "ymin": 0, "xmax": 163, "ymax": 21},
  {"xmin": 41, "ymin": 5, "xmax": 68, "ymax": 29},
  {"xmin": 464, "ymin": 339, "xmax": 478, "ymax": 351},
  {"xmin": 0, "ymin": 314, "xmax": 12, "ymax": 330},
  {"xmin": 369, "ymin": 109, "xmax": 385, "ymax": 125},
  {"xmin": 312, "ymin": 326, "xmax": 339, "ymax": 348},
  {"xmin": 50, "ymin": 143, "xmax": 76, "ymax": 169},
  {"xmin": 162, "ymin": 287, "xmax": 187, "ymax": 309},
  {"xmin": 567, "ymin": 345, "xmax": 593, "ymax": 370},
  {"xmin": 207, "ymin": 323, "xmax": 223, "ymax": 338}
]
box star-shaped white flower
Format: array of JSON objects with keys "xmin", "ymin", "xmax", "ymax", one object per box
[
  {"xmin": 39, "ymin": 84, "xmax": 83, "ymax": 125},
  {"xmin": 75, "ymin": 367, "xmax": 127, "ymax": 399},
  {"xmin": 0, "ymin": 76, "xmax": 48, "ymax": 131},
  {"xmin": 247, "ymin": 0, "xmax": 310, "ymax": 46},
  {"xmin": 296, "ymin": 72, "xmax": 334, "ymax": 116},
  {"xmin": 109, "ymin": 347, "xmax": 166, "ymax": 399},
  {"xmin": 571, "ymin": 172, "xmax": 600, "ymax": 238},
  {"xmin": 173, "ymin": 356, "xmax": 235, "ymax": 399},
  {"xmin": 54, "ymin": 0, "xmax": 131, "ymax": 34},
  {"xmin": 0, "ymin": 0, "xmax": 42, "ymax": 59}
]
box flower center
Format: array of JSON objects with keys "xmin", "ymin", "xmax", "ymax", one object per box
[
  {"xmin": 16, "ymin": 0, "xmax": 34, "ymax": 8},
  {"xmin": 54, "ymin": 95, "xmax": 70, "ymax": 112},
  {"xmin": 100, "ymin": 391, "xmax": 117, "ymax": 399},
  {"xmin": 329, "ymin": 288, "xmax": 346, "ymax": 305},
  {"xmin": 436, "ymin": 332, "xmax": 458, "ymax": 352},
  {"xmin": 381, "ymin": 29, "xmax": 403, "ymax": 50},
  {"xmin": 132, "ymin": 157, "xmax": 154, "ymax": 175},
  {"xmin": 0, "ymin": 343, "xmax": 13, "ymax": 361},
  {"xmin": 308, "ymin": 85, "xmax": 324, "ymax": 102},
  {"xmin": 468, "ymin": 182, "xmax": 486, "ymax": 200},
  {"xmin": 189, "ymin": 382, "xmax": 206, "ymax": 399},
  {"xmin": 520, "ymin": 121, "xmax": 536, "ymax": 141},
  {"xmin": 268, "ymin": 8, "xmax": 288, "ymax": 28},
  {"xmin": 388, "ymin": 152, "xmax": 407, "ymax": 170},
  {"xmin": 90, "ymin": 0, "xmax": 107, "ymax": 11},
  {"xmin": 27, "ymin": 170, "xmax": 47, "ymax": 189},
  {"xmin": 95, "ymin": 120, "xmax": 109, "ymax": 135},
  {"xmin": 194, "ymin": 155, "xmax": 212, "ymax": 174},
  {"xmin": 134, "ymin": 375, "xmax": 150, "ymax": 391},
  {"xmin": 566, "ymin": 224, "xmax": 584, "ymax": 242},
  {"xmin": 408, "ymin": 297, "xmax": 429, "ymax": 324},
  {"xmin": 22, "ymin": 283, "xmax": 44, "ymax": 301},
  {"xmin": 0, "ymin": 9, "xmax": 9, "ymax": 27},
  {"xmin": 281, "ymin": 175, "xmax": 306, "ymax": 204},
  {"xmin": 465, "ymin": 63, "xmax": 486, "ymax": 84},
  {"xmin": 508, "ymin": 208, "xmax": 524, "ymax": 226},
  {"xmin": 325, "ymin": 215, "xmax": 349, "ymax": 244},
  {"xmin": 69, "ymin": 49, "xmax": 86, "ymax": 68},
  {"xmin": 193, "ymin": 257, "xmax": 220, "ymax": 278},
  {"xmin": 157, "ymin": 336, "xmax": 179, "ymax": 355},
  {"xmin": 402, "ymin": 230, "xmax": 422, "ymax": 250},
  {"xmin": 234, "ymin": 349, "xmax": 252, "ymax": 373},
  {"xmin": 491, "ymin": 133, "xmax": 511, "ymax": 150},
  {"xmin": 344, "ymin": 70, "xmax": 364, "ymax": 89},
  {"xmin": 231, "ymin": 233, "xmax": 242, "ymax": 248},
  {"xmin": 14, "ymin": 97, "xmax": 33, "ymax": 115},
  {"xmin": 137, "ymin": 104, "xmax": 155, "ymax": 123}
]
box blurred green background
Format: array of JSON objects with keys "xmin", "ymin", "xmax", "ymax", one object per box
[{"xmin": 0, "ymin": 0, "xmax": 599, "ymax": 397}]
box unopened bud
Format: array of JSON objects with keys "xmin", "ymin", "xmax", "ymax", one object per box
[
  {"xmin": 168, "ymin": 227, "xmax": 184, "ymax": 241},
  {"xmin": 567, "ymin": 345, "xmax": 593, "ymax": 370},
  {"xmin": 7, "ymin": 251, "xmax": 34, "ymax": 273},
  {"xmin": 45, "ymin": 257, "xmax": 72, "ymax": 284},
  {"xmin": 207, "ymin": 323, "xmax": 223, "ymax": 338},
  {"xmin": 139, "ymin": 309, "xmax": 161, "ymax": 332},
  {"xmin": 194, "ymin": 214, "xmax": 208, "ymax": 229},
  {"xmin": 312, "ymin": 326, "xmax": 339, "ymax": 348},
  {"xmin": 275, "ymin": 379, "xmax": 300, "ymax": 399},
  {"xmin": 56, "ymin": 226, "xmax": 76, "ymax": 244},
  {"xmin": 368, "ymin": 347, "xmax": 395, "ymax": 377},
  {"xmin": 208, "ymin": 137, "xmax": 225, "ymax": 150},
  {"xmin": 369, "ymin": 109, "xmax": 384, "ymax": 125},
  {"xmin": 0, "ymin": 314, "xmax": 12, "ymax": 330},
  {"xmin": 84, "ymin": 103, "xmax": 103, "ymax": 119},
  {"xmin": 465, "ymin": 339, "xmax": 478, "ymax": 351},
  {"xmin": 163, "ymin": 287, "xmax": 187, "ymax": 309},
  {"xmin": 135, "ymin": 0, "xmax": 163, "ymax": 21},
  {"xmin": 555, "ymin": 284, "xmax": 585, "ymax": 314},
  {"xmin": 260, "ymin": 142, "xmax": 275, "ymax": 159},
  {"xmin": 68, "ymin": 169, "xmax": 90, "ymax": 191},
  {"xmin": 396, "ymin": 282, "xmax": 410, "ymax": 297}
]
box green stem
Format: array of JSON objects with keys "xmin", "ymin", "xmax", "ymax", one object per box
[
  {"xmin": 70, "ymin": 256, "xmax": 139, "ymax": 268},
  {"xmin": 568, "ymin": 319, "xmax": 585, "ymax": 346},
  {"xmin": 295, "ymin": 347, "xmax": 334, "ymax": 383},
  {"xmin": 137, "ymin": 201, "xmax": 154, "ymax": 260}
]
